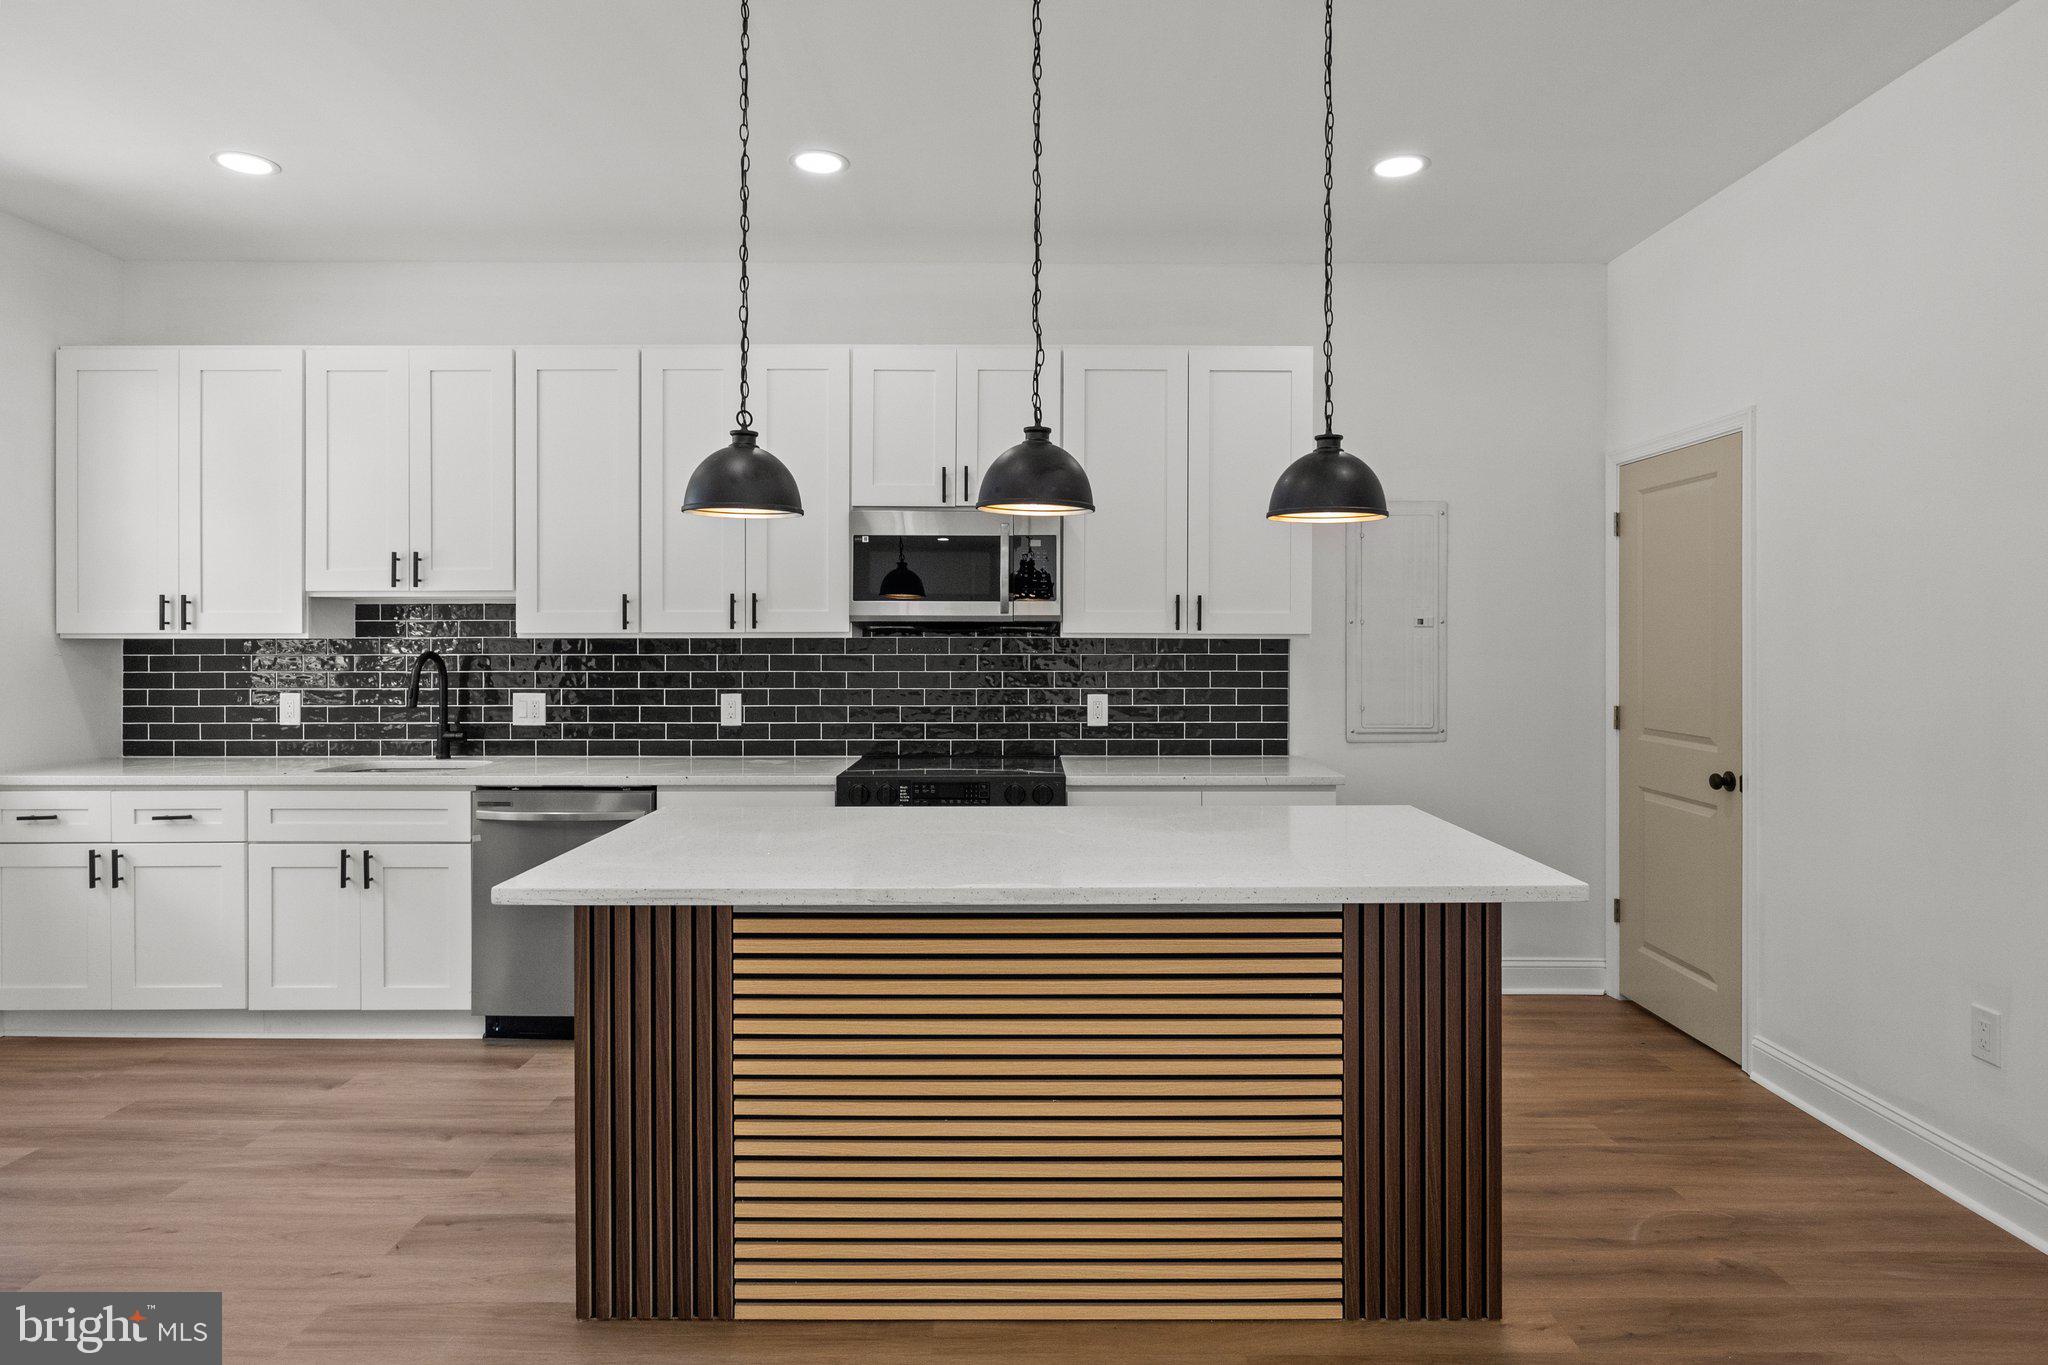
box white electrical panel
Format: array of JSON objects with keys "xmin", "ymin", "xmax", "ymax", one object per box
[{"xmin": 1346, "ymin": 501, "xmax": 1448, "ymax": 742}]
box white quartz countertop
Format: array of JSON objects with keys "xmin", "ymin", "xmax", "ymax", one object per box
[
  {"xmin": 492, "ymin": 803, "xmax": 1586, "ymax": 907},
  {"xmin": 1060, "ymin": 756, "xmax": 1342, "ymax": 787},
  {"xmin": 0, "ymin": 755, "xmax": 855, "ymax": 789}
]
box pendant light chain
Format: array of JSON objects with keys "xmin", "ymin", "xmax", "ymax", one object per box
[
  {"xmin": 1321, "ymin": 0, "xmax": 1336, "ymax": 437},
  {"xmin": 735, "ymin": 0, "xmax": 754, "ymax": 430},
  {"xmin": 1030, "ymin": 0, "xmax": 1045, "ymax": 427}
]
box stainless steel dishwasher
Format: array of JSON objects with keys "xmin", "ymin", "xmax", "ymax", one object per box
[{"xmin": 473, "ymin": 787, "xmax": 654, "ymax": 1039}]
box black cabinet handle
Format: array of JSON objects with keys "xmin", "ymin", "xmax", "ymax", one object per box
[
  {"xmin": 1709, "ymin": 770, "xmax": 1739, "ymax": 792},
  {"xmin": 15, "ymin": 813, "xmax": 59, "ymax": 822},
  {"xmin": 339, "ymin": 848, "xmax": 352, "ymax": 889},
  {"xmin": 961, "ymin": 464, "xmax": 972, "ymax": 503},
  {"xmin": 620, "ymin": 593, "xmax": 631, "ymax": 631},
  {"xmin": 728, "ymin": 592, "xmax": 737, "ymax": 630},
  {"xmin": 390, "ymin": 551, "xmax": 401, "ymax": 588},
  {"xmin": 940, "ymin": 466, "xmax": 948, "ymax": 504},
  {"xmin": 178, "ymin": 595, "xmax": 193, "ymax": 631},
  {"xmin": 362, "ymin": 850, "xmax": 375, "ymax": 887},
  {"xmin": 87, "ymin": 849, "xmax": 100, "ymax": 889},
  {"xmin": 158, "ymin": 594, "xmax": 171, "ymax": 631},
  {"xmin": 150, "ymin": 813, "xmax": 195, "ymax": 822},
  {"xmin": 750, "ymin": 592, "xmax": 759, "ymax": 630},
  {"xmin": 109, "ymin": 849, "xmax": 123, "ymax": 889},
  {"xmin": 1173, "ymin": 594, "xmax": 1182, "ymax": 630},
  {"xmin": 1195, "ymin": 594, "xmax": 1204, "ymax": 631},
  {"xmin": 411, "ymin": 551, "xmax": 423, "ymax": 588}
]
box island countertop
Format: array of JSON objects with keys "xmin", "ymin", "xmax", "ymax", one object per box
[{"xmin": 491, "ymin": 802, "xmax": 1586, "ymax": 907}]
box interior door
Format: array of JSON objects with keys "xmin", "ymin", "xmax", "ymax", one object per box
[
  {"xmin": 641, "ymin": 347, "xmax": 747, "ymax": 634},
  {"xmin": 0, "ymin": 845, "xmax": 110, "ymax": 1010},
  {"xmin": 516, "ymin": 347, "xmax": 642, "ymax": 636},
  {"xmin": 411, "ymin": 347, "xmax": 514, "ymax": 594},
  {"xmin": 111, "ymin": 843, "xmax": 247, "ymax": 1009},
  {"xmin": 1619, "ymin": 433, "xmax": 1744, "ymax": 1060},
  {"xmin": 853, "ymin": 346, "xmax": 955, "ymax": 506},
  {"xmin": 248, "ymin": 844, "xmax": 361, "ymax": 1010},
  {"xmin": 1187, "ymin": 347, "xmax": 1313, "ymax": 635},
  {"xmin": 956, "ymin": 346, "xmax": 1058, "ymax": 512},
  {"xmin": 55, "ymin": 348, "xmax": 182, "ymax": 636},
  {"xmin": 358, "ymin": 844, "xmax": 470, "ymax": 1010},
  {"xmin": 306, "ymin": 347, "xmax": 411, "ymax": 593},
  {"xmin": 744, "ymin": 347, "xmax": 850, "ymax": 634},
  {"xmin": 1061, "ymin": 347, "xmax": 1188, "ymax": 635},
  {"xmin": 180, "ymin": 347, "xmax": 306, "ymax": 636}
]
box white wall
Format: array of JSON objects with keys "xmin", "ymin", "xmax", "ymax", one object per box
[
  {"xmin": 1608, "ymin": 0, "xmax": 2048, "ymax": 1240},
  {"xmin": 0, "ymin": 210, "xmax": 123, "ymax": 768},
  {"xmin": 117, "ymin": 258, "xmax": 1609, "ymax": 975}
]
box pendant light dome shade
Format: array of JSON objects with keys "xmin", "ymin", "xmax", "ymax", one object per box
[
  {"xmin": 877, "ymin": 540, "xmax": 926, "ymax": 599},
  {"xmin": 1267, "ymin": 432, "xmax": 1387, "ymax": 523},
  {"xmin": 682, "ymin": 429, "xmax": 804, "ymax": 518},
  {"xmin": 977, "ymin": 426, "xmax": 1094, "ymax": 515}
]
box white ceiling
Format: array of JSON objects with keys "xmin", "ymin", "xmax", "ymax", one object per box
[{"xmin": 0, "ymin": 0, "xmax": 2014, "ymax": 264}]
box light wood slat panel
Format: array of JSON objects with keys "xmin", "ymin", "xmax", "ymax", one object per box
[
  {"xmin": 741, "ymin": 1220, "xmax": 1341, "ymax": 1239},
  {"xmin": 736, "ymin": 1098, "xmax": 1344, "ymax": 1117},
  {"xmin": 736, "ymin": 1120, "xmax": 1338, "ymax": 1138},
  {"xmin": 737, "ymin": 995, "xmax": 1341, "ymax": 1015},
  {"xmin": 735, "ymin": 916, "xmax": 1343, "ymax": 936},
  {"xmin": 737, "ymin": 1140, "xmax": 1340, "ymax": 1157},
  {"xmin": 736, "ymin": 977, "xmax": 1336, "ymax": 996},
  {"xmin": 735, "ymin": 1057, "xmax": 1340, "ymax": 1077},
  {"xmin": 738, "ymin": 1281, "xmax": 1343, "ymax": 1301},
  {"xmin": 735, "ymin": 937, "xmax": 1343, "ymax": 956},
  {"xmin": 738, "ymin": 1303, "xmax": 1344, "ymax": 1320},
  {"xmin": 741, "ymin": 1201, "xmax": 1338, "ymax": 1219},
  {"xmin": 738, "ymin": 1260, "xmax": 1339, "ymax": 1279},
  {"xmin": 739, "ymin": 1160, "xmax": 1341, "ymax": 1178},
  {"xmin": 738, "ymin": 1240, "xmax": 1340, "ymax": 1260},
  {"xmin": 736, "ymin": 1079, "xmax": 1340, "ymax": 1097},
  {"xmin": 739, "ymin": 1016, "xmax": 1342, "ymax": 1036},
  {"xmin": 739, "ymin": 957, "xmax": 1336, "ymax": 976},
  {"xmin": 735, "ymin": 1036, "xmax": 1341, "ymax": 1055},
  {"xmin": 736, "ymin": 1181, "xmax": 1341, "ymax": 1199}
]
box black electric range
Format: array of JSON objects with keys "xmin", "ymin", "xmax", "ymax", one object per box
[{"xmin": 835, "ymin": 753, "xmax": 1067, "ymax": 807}]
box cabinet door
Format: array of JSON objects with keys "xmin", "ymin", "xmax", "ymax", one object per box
[
  {"xmin": 744, "ymin": 347, "xmax": 851, "ymax": 634},
  {"xmin": 956, "ymin": 346, "xmax": 1058, "ymax": 511},
  {"xmin": 853, "ymin": 346, "xmax": 955, "ymax": 506},
  {"xmin": 111, "ymin": 844, "xmax": 247, "ymax": 1009},
  {"xmin": 248, "ymin": 845, "xmax": 361, "ymax": 1009},
  {"xmin": 359, "ymin": 843, "xmax": 471, "ymax": 1010},
  {"xmin": 180, "ymin": 347, "xmax": 307, "ymax": 636},
  {"xmin": 1060, "ymin": 348, "xmax": 1188, "ymax": 636},
  {"xmin": 306, "ymin": 347, "xmax": 410, "ymax": 593},
  {"xmin": 411, "ymin": 347, "xmax": 514, "ymax": 594},
  {"xmin": 0, "ymin": 846, "xmax": 110, "ymax": 1010},
  {"xmin": 516, "ymin": 347, "xmax": 642, "ymax": 636},
  {"xmin": 1187, "ymin": 348, "xmax": 1314, "ymax": 635},
  {"xmin": 641, "ymin": 347, "xmax": 746, "ymax": 634},
  {"xmin": 55, "ymin": 348, "xmax": 181, "ymax": 636}
]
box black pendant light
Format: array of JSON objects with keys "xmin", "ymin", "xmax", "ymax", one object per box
[
  {"xmin": 976, "ymin": 0, "xmax": 1093, "ymax": 517},
  {"xmin": 683, "ymin": 0, "xmax": 804, "ymax": 519},
  {"xmin": 877, "ymin": 539, "xmax": 926, "ymax": 600},
  {"xmin": 1267, "ymin": 0, "xmax": 1388, "ymax": 524}
]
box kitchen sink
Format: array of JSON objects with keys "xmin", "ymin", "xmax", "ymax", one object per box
[{"xmin": 316, "ymin": 759, "xmax": 492, "ymax": 773}]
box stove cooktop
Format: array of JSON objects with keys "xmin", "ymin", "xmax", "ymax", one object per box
[{"xmin": 836, "ymin": 752, "xmax": 1067, "ymax": 806}]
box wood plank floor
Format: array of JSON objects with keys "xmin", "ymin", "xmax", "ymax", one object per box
[{"xmin": 3, "ymin": 997, "xmax": 2043, "ymax": 1363}]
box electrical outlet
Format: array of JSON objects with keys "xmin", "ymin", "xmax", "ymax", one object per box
[
  {"xmin": 1971, "ymin": 1005, "xmax": 2003, "ymax": 1067},
  {"xmin": 511, "ymin": 692, "xmax": 547, "ymax": 727},
  {"xmin": 278, "ymin": 692, "xmax": 301, "ymax": 726},
  {"xmin": 1086, "ymin": 693, "xmax": 1109, "ymax": 727},
  {"xmin": 720, "ymin": 693, "xmax": 745, "ymax": 727}
]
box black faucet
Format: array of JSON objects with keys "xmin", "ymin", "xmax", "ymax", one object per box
[{"xmin": 402, "ymin": 650, "xmax": 467, "ymax": 760}]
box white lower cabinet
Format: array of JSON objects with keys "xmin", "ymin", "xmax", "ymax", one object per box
[
  {"xmin": 112, "ymin": 844, "xmax": 248, "ymax": 1009},
  {"xmin": 249, "ymin": 842, "xmax": 469, "ymax": 1011},
  {"xmin": 0, "ymin": 846, "xmax": 111, "ymax": 1010}
]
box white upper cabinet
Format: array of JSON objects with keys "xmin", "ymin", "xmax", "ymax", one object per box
[
  {"xmin": 306, "ymin": 348, "xmax": 410, "ymax": 592},
  {"xmin": 853, "ymin": 346, "xmax": 956, "ymax": 506},
  {"xmin": 412, "ymin": 348, "xmax": 515, "ymax": 594},
  {"xmin": 744, "ymin": 347, "xmax": 851, "ymax": 634},
  {"xmin": 56, "ymin": 348, "xmax": 181, "ymax": 637},
  {"xmin": 516, "ymin": 347, "xmax": 642, "ymax": 636},
  {"xmin": 1187, "ymin": 348, "xmax": 1313, "ymax": 635},
  {"xmin": 956, "ymin": 347, "xmax": 1058, "ymax": 511},
  {"xmin": 1061, "ymin": 347, "xmax": 1190, "ymax": 636},
  {"xmin": 180, "ymin": 348, "xmax": 306, "ymax": 637},
  {"xmin": 641, "ymin": 347, "xmax": 747, "ymax": 635}
]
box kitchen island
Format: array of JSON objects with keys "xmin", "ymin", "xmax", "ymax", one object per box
[{"xmin": 493, "ymin": 804, "xmax": 1585, "ymax": 1324}]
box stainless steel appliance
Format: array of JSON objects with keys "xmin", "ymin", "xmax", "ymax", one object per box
[
  {"xmin": 836, "ymin": 753, "xmax": 1066, "ymax": 807},
  {"xmin": 473, "ymin": 786, "xmax": 654, "ymax": 1038},
  {"xmin": 850, "ymin": 508, "xmax": 1060, "ymax": 624}
]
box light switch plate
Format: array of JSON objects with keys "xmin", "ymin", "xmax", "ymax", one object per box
[
  {"xmin": 720, "ymin": 693, "xmax": 745, "ymax": 727},
  {"xmin": 278, "ymin": 692, "xmax": 301, "ymax": 726},
  {"xmin": 1086, "ymin": 693, "xmax": 1109, "ymax": 727},
  {"xmin": 512, "ymin": 692, "xmax": 547, "ymax": 727}
]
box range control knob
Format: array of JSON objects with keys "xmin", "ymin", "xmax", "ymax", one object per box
[
  {"xmin": 1003, "ymin": 783, "xmax": 1028, "ymax": 806},
  {"xmin": 1030, "ymin": 784, "xmax": 1056, "ymax": 806},
  {"xmin": 850, "ymin": 783, "xmax": 872, "ymax": 805}
]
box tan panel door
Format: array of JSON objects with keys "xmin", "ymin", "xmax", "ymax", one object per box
[{"xmin": 1620, "ymin": 433, "xmax": 1742, "ymax": 1060}]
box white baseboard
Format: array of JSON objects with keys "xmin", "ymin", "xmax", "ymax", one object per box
[
  {"xmin": 1750, "ymin": 1036, "xmax": 2048, "ymax": 1256},
  {"xmin": 1, "ymin": 1010, "xmax": 487, "ymax": 1040},
  {"xmin": 1503, "ymin": 956, "xmax": 1606, "ymax": 994}
]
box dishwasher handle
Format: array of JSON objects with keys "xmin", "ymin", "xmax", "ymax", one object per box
[{"xmin": 474, "ymin": 809, "xmax": 647, "ymax": 824}]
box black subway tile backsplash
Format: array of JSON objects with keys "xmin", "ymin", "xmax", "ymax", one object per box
[{"xmin": 120, "ymin": 604, "xmax": 1289, "ymax": 759}]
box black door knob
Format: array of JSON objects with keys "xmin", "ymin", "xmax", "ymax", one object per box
[{"xmin": 1709, "ymin": 771, "xmax": 1738, "ymax": 791}]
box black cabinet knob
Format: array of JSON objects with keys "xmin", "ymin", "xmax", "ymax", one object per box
[{"xmin": 1709, "ymin": 771, "xmax": 1738, "ymax": 791}]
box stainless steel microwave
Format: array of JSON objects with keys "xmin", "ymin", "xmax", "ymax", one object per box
[{"xmin": 849, "ymin": 508, "xmax": 1060, "ymax": 623}]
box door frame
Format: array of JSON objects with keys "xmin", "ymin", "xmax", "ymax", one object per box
[{"xmin": 1603, "ymin": 408, "xmax": 1760, "ymax": 1070}]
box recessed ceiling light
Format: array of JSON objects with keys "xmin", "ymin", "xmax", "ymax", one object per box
[
  {"xmin": 212, "ymin": 150, "xmax": 281, "ymax": 176},
  {"xmin": 1372, "ymin": 154, "xmax": 1429, "ymax": 179},
  {"xmin": 790, "ymin": 149, "xmax": 848, "ymax": 175}
]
